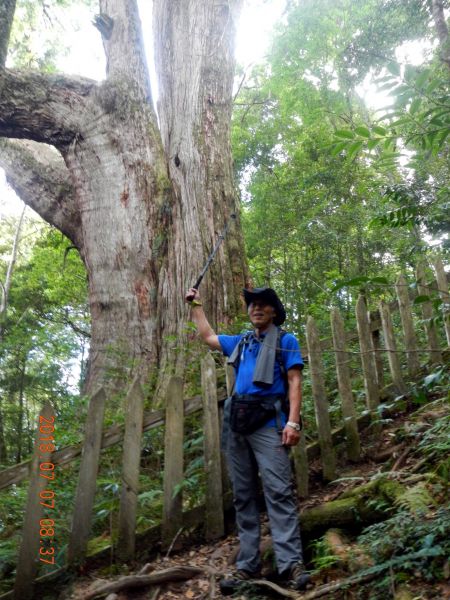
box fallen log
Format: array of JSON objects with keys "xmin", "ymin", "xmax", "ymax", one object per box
[
  {"xmin": 300, "ymin": 477, "xmax": 404, "ymax": 538},
  {"xmin": 83, "ymin": 566, "xmax": 204, "ymax": 600}
]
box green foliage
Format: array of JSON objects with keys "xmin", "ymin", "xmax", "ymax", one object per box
[
  {"xmin": 394, "ymin": 481, "xmax": 435, "ymax": 513},
  {"xmin": 411, "ymin": 366, "xmax": 450, "ymax": 406},
  {"xmin": 357, "ymin": 507, "xmax": 450, "ymax": 595},
  {"xmin": 172, "ymin": 421, "xmax": 206, "ymax": 508},
  {"xmin": 8, "ymin": 0, "xmax": 95, "ymax": 71},
  {"xmin": 309, "ymin": 536, "xmax": 341, "ymax": 573},
  {"xmin": 417, "ymin": 411, "xmax": 450, "ymax": 462},
  {"xmin": 0, "ymin": 216, "xmax": 89, "ymax": 464},
  {"xmin": 232, "ymin": 0, "xmax": 445, "ymax": 336}
]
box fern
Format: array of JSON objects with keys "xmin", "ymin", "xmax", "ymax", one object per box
[{"xmin": 394, "ymin": 482, "xmax": 435, "ymax": 514}]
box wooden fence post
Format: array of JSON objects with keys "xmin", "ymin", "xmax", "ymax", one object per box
[
  {"xmin": 306, "ymin": 316, "xmax": 336, "ymax": 482},
  {"xmin": 379, "ymin": 300, "xmax": 407, "ymax": 395},
  {"xmin": 162, "ymin": 376, "xmax": 184, "ymax": 550},
  {"xmin": 355, "ymin": 295, "xmax": 380, "ymax": 412},
  {"xmin": 67, "ymin": 387, "xmax": 106, "ymax": 565},
  {"xmin": 330, "ymin": 308, "xmax": 361, "ymax": 462},
  {"xmin": 201, "ymin": 353, "xmax": 224, "ymax": 539},
  {"xmin": 291, "ymin": 432, "xmax": 309, "ymax": 498},
  {"xmin": 220, "ymin": 363, "xmax": 234, "ymax": 496},
  {"xmin": 14, "ymin": 402, "xmax": 55, "ymax": 600},
  {"xmin": 431, "ymin": 256, "xmax": 450, "ymax": 346},
  {"xmin": 416, "ymin": 261, "xmax": 442, "ymax": 364},
  {"xmin": 117, "ymin": 376, "xmax": 146, "ymax": 561},
  {"xmin": 371, "ymin": 328, "xmax": 384, "ymax": 389},
  {"xmin": 395, "ymin": 274, "xmax": 420, "ymax": 377}
]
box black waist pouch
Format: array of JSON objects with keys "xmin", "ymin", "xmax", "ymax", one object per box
[{"xmin": 230, "ymin": 395, "xmax": 281, "ymax": 434}]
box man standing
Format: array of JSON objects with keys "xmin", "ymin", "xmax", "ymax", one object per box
[{"xmin": 185, "ymin": 286, "xmax": 310, "ymax": 594}]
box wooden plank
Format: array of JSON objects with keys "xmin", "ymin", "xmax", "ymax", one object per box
[
  {"xmin": 117, "ymin": 376, "xmax": 146, "ymax": 561},
  {"xmin": 379, "ymin": 300, "xmax": 407, "ymax": 395},
  {"xmin": 67, "ymin": 387, "xmax": 106, "ymax": 565},
  {"xmin": 431, "ymin": 256, "xmax": 450, "ymax": 346},
  {"xmin": 395, "ymin": 274, "xmax": 420, "ymax": 377},
  {"xmin": 330, "ymin": 308, "xmax": 361, "ymax": 463},
  {"xmin": 14, "ymin": 402, "xmax": 56, "ymax": 600},
  {"xmin": 161, "ymin": 376, "xmax": 184, "ymax": 550},
  {"xmin": 416, "ymin": 261, "xmax": 442, "ymax": 364},
  {"xmin": 306, "ymin": 316, "xmax": 336, "ymax": 482},
  {"xmin": 355, "ymin": 295, "xmax": 380, "ymax": 412},
  {"xmin": 201, "ymin": 353, "xmax": 224, "ymax": 539}
]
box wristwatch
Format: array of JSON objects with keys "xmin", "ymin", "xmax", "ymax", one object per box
[{"xmin": 286, "ymin": 420, "xmax": 302, "ymax": 432}]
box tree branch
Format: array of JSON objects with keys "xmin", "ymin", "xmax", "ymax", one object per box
[
  {"xmin": 0, "ymin": 138, "xmax": 81, "ymax": 246},
  {"xmin": 98, "ymin": 0, "xmax": 153, "ymax": 106},
  {"xmin": 0, "ymin": 68, "xmax": 96, "ymax": 149}
]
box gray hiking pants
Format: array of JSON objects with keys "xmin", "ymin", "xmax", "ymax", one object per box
[{"xmin": 225, "ymin": 426, "xmax": 303, "ymax": 574}]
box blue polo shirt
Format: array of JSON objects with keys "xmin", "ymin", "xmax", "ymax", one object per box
[{"xmin": 218, "ymin": 330, "xmax": 304, "ymax": 427}]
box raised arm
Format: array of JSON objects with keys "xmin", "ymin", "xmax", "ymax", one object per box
[{"xmin": 185, "ymin": 288, "xmax": 221, "ymax": 351}]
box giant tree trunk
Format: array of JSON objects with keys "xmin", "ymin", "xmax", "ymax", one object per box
[
  {"xmin": 152, "ymin": 0, "xmax": 248, "ymax": 391},
  {"xmin": 0, "ymin": 0, "xmax": 247, "ymax": 397}
]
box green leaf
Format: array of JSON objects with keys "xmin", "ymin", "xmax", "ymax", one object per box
[
  {"xmin": 346, "ymin": 140, "xmax": 363, "ymax": 159},
  {"xmin": 332, "ymin": 276, "xmax": 371, "ymax": 292},
  {"xmin": 372, "ymin": 125, "xmax": 387, "ymax": 136},
  {"xmin": 367, "ymin": 139, "xmax": 380, "ymax": 151},
  {"xmin": 415, "ymin": 69, "xmax": 430, "ymax": 88},
  {"xmin": 409, "ymin": 98, "xmax": 421, "ymax": 115},
  {"xmin": 387, "ymin": 62, "xmax": 400, "ymax": 77},
  {"xmin": 334, "ymin": 129, "xmax": 355, "ymax": 139},
  {"xmin": 355, "ymin": 126, "xmax": 371, "ymax": 138},
  {"xmin": 330, "ymin": 141, "xmax": 348, "ymax": 155},
  {"xmin": 426, "ymin": 79, "xmax": 441, "ymax": 94},
  {"xmin": 413, "ymin": 295, "xmax": 431, "ymax": 305}
]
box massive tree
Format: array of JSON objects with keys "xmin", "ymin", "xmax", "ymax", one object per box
[{"xmin": 0, "ymin": 0, "xmax": 248, "ymax": 396}]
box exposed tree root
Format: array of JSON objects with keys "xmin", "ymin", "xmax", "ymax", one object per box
[
  {"xmin": 245, "ymin": 570, "xmax": 379, "ymax": 599},
  {"xmin": 83, "ymin": 566, "xmax": 204, "ymax": 599}
]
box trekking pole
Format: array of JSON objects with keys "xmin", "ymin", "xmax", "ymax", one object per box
[{"xmin": 187, "ymin": 213, "xmax": 236, "ymax": 300}]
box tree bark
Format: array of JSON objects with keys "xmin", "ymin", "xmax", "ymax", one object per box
[
  {"xmin": 0, "ymin": 0, "xmax": 248, "ymax": 397},
  {"xmin": 432, "ymin": 0, "xmax": 450, "ymax": 70},
  {"xmin": 153, "ymin": 0, "xmax": 249, "ymax": 387},
  {"xmin": 0, "ymin": 0, "xmax": 16, "ymax": 68},
  {"xmin": 0, "ymin": 139, "xmax": 79, "ymax": 245}
]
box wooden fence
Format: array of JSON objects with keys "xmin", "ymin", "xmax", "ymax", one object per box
[{"xmin": 1, "ymin": 258, "xmax": 449, "ymax": 600}]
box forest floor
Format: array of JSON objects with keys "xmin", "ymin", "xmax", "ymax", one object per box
[{"xmin": 64, "ymin": 394, "xmax": 449, "ymax": 600}]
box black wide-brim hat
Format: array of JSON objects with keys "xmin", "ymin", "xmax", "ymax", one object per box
[{"xmin": 242, "ymin": 287, "xmax": 286, "ymax": 326}]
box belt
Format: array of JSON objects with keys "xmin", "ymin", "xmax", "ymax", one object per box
[{"xmin": 232, "ymin": 393, "xmax": 285, "ymax": 401}]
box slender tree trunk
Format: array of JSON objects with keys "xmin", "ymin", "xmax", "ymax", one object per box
[
  {"xmin": 0, "ymin": 0, "xmax": 16, "ymax": 67},
  {"xmin": 0, "ymin": 398, "xmax": 7, "ymax": 463},
  {"xmin": 432, "ymin": 0, "xmax": 450, "ymax": 70},
  {"xmin": 0, "ymin": 204, "xmax": 26, "ymax": 343},
  {"xmin": 16, "ymin": 358, "xmax": 26, "ymax": 463}
]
